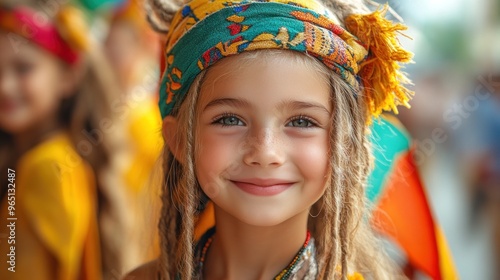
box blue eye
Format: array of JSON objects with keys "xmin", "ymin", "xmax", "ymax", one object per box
[
  {"xmin": 213, "ymin": 115, "xmax": 245, "ymax": 126},
  {"xmin": 286, "ymin": 117, "xmax": 316, "ymax": 128}
]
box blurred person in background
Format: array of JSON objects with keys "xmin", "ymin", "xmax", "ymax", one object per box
[
  {"xmin": 0, "ymin": 2, "xmax": 130, "ymax": 279},
  {"xmin": 456, "ymin": 71, "xmax": 500, "ymax": 278},
  {"xmin": 104, "ymin": 0, "xmax": 163, "ymax": 274}
]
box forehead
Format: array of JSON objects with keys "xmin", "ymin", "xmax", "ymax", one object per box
[
  {"xmin": 198, "ymin": 51, "xmax": 332, "ymax": 107},
  {"xmin": 0, "ymin": 32, "xmax": 18, "ymax": 57},
  {"xmin": 0, "ymin": 32, "xmax": 59, "ymax": 67}
]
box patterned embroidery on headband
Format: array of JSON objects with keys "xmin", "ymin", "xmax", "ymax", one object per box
[
  {"xmin": 159, "ymin": 0, "xmax": 368, "ymax": 118},
  {"xmin": 159, "ymin": 0, "xmax": 413, "ymax": 120}
]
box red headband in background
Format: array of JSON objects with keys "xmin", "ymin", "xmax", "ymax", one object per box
[{"xmin": 0, "ymin": 6, "xmax": 81, "ymax": 64}]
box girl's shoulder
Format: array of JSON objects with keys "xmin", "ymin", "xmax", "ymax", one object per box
[
  {"xmin": 7, "ymin": 131, "xmax": 101, "ymax": 279},
  {"xmin": 17, "ymin": 131, "xmax": 94, "ymax": 183},
  {"xmin": 18, "ymin": 131, "xmax": 85, "ymax": 171},
  {"xmin": 16, "ymin": 130, "xmax": 97, "ymax": 224},
  {"xmin": 123, "ymin": 259, "xmax": 160, "ymax": 280}
]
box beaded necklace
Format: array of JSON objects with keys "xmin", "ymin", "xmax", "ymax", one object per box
[{"xmin": 198, "ymin": 230, "xmax": 312, "ymax": 280}]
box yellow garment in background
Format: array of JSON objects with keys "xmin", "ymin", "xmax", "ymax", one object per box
[
  {"xmin": 0, "ymin": 132, "xmax": 101, "ymax": 280},
  {"xmin": 124, "ymin": 98, "xmax": 163, "ymax": 194},
  {"xmin": 120, "ymin": 97, "xmax": 163, "ymax": 271}
]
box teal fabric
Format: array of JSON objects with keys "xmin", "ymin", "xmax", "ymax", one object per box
[
  {"xmin": 367, "ymin": 117, "xmax": 411, "ymax": 203},
  {"xmin": 76, "ymin": 0, "xmax": 124, "ymax": 11}
]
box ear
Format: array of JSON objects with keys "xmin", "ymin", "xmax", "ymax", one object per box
[{"xmin": 162, "ymin": 116, "xmax": 185, "ymax": 164}]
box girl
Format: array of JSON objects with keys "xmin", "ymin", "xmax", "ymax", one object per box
[
  {"xmin": 128, "ymin": 0, "xmax": 413, "ymax": 279},
  {"xmin": 0, "ymin": 3, "xmax": 128, "ymax": 279}
]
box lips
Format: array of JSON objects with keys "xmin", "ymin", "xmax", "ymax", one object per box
[
  {"xmin": 0, "ymin": 99, "xmax": 20, "ymax": 113},
  {"xmin": 230, "ymin": 178, "xmax": 295, "ymax": 196}
]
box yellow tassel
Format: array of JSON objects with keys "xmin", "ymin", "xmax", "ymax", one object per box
[
  {"xmin": 345, "ymin": 4, "xmax": 414, "ymax": 119},
  {"xmin": 348, "ymin": 272, "xmax": 365, "ymax": 280},
  {"xmin": 55, "ymin": 6, "xmax": 91, "ymax": 52}
]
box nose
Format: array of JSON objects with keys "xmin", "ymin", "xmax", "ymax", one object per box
[{"xmin": 242, "ymin": 127, "xmax": 285, "ymax": 168}]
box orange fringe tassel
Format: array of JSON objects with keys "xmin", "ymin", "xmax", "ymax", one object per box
[
  {"xmin": 55, "ymin": 6, "xmax": 91, "ymax": 52},
  {"xmin": 345, "ymin": 4, "xmax": 414, "ymax": 119}
]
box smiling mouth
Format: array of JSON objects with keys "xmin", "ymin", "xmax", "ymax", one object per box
[
  {"xmin": 0, "ymin": 100, "xmax": 20, "ymax": 112},
  {"xmin": 230, "ymin": 179, "xmax": 295, "ymax": 196}
]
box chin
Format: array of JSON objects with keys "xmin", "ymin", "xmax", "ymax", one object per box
[
  {"xmin": 237, "ymin": 213, "xmax": 290, "ymax": 227},
  {"xmin": 224, "ymin": 202, "xmax": 303, "ymax": 228},
  {"xmin": 0, "ymin": 119, "xmax": 30, "ymax": 134}
]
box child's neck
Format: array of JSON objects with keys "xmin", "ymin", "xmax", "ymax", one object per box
[
  {"xmin": 14, "ymin": 116, "xmax": 62, "ymax": 156},
  {"xmin": 204, "ymin": 206, "xmax": 310, "ymax": 280}
]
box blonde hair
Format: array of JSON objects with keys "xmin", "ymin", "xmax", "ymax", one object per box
[{"xmin": 147, "ymin": 0, "xmax": 403, "ymax": 279}]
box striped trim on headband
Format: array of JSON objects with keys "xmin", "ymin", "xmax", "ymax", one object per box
[{"xmin": 159, "ymin": 0, "xmax": 413, "ymax": 119}]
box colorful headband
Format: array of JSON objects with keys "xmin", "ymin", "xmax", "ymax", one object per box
[
  {"xmin": 0, "ymin": 6, "xmax": 90, "ymax": 65},
  {"xmin": 159, "ymin": 0, "xmax": 413, "ymax": 119}
]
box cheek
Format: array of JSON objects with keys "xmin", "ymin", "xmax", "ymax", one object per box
[
  {"xmin": 1, "ymin": 66, "xmax": 63, "ymax": 133},
  {"xmin": 195, "ymin": 129, "xmax": 243, "ymax": 197},
  {"xmin": 23, "ymin": 64, "xmax": 62, "ymax": 114},
  {"xmin": 291, "ymin": 136, "xmax": 329, "ymax": 185},
  {"xmin": 0, "ymin": 74, "xmax": 58, "ymax": 133}
]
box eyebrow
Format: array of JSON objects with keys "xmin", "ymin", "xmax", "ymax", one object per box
[
  {"xmin": 279, "ymin": 100, "xmax": 331, "ymax": 115},
  {"xmin": 203, "ymin": 97, "xmax": 251, "ymax": 111},
  {"xmin": 203, "ymin": 97, "xmax": 331, "ymax": 115}
]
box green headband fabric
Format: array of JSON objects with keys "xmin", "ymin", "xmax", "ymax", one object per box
[{"xmin": 159, "ymin": 0, "xmax": 369, "ymax": 118}]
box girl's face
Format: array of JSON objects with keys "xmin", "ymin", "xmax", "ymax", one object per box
[
  {"xmin": 195, "ymin": 53, "xmax": 332, "ymax": 227},
  {"xmin": 0, "ymin": 32, "xmax": 71, "ymax": 134}
]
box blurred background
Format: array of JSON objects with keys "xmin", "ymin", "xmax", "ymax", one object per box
[
  {"xmin": 383, "ymin": 0, "xmax": 500, "ymax": 279},
  {"xmin": 0, "ymin": 0, "xmax": 498, "ymax": 279}
]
